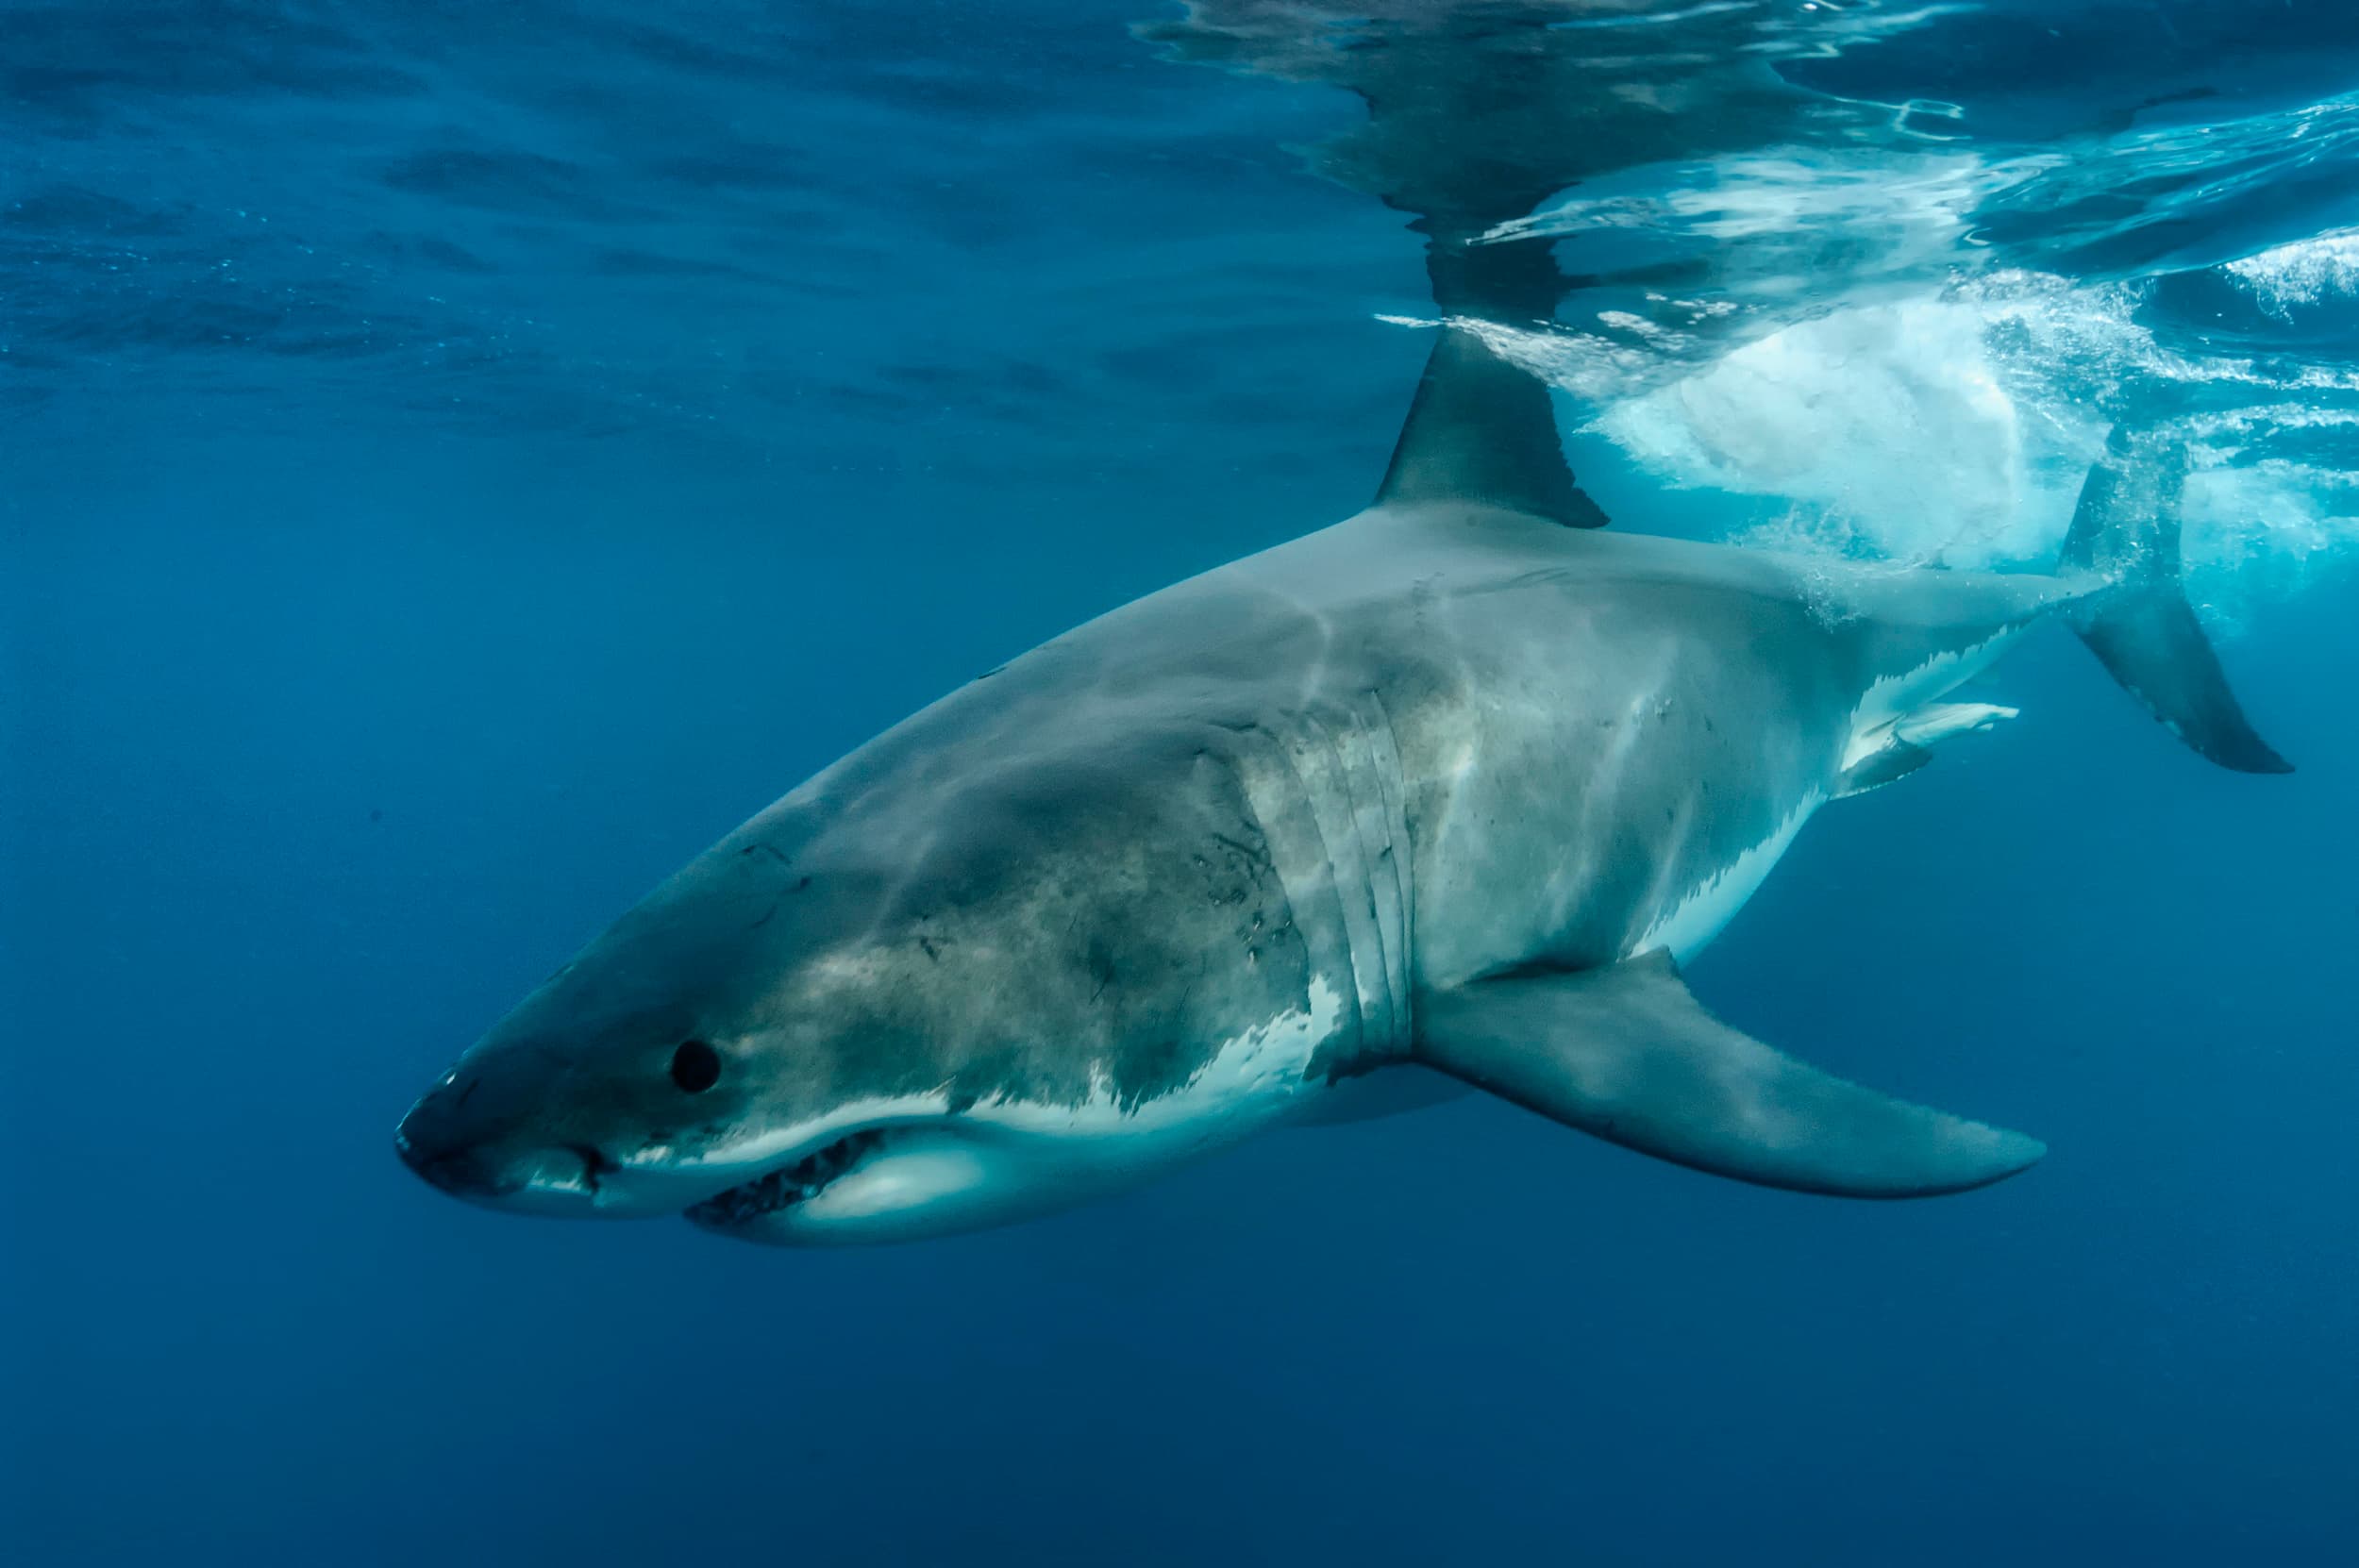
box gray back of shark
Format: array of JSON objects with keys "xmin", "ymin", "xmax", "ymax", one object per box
[{"xmin": 395, "ymin": 13, "xmax": 2288, "ymax": 1244}]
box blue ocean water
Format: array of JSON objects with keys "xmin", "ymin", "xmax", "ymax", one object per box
[{"xmin": 6, "ymin": 2, "xmax": 2357, "ymax": 1562}]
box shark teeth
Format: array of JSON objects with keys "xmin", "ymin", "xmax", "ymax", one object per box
[{"xmin": 685, "ymin": 1130, "xmax": 887, "ymax": 1226}]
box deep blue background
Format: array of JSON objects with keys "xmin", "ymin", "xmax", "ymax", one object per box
[{"xmin": 7, "ymin": 3, "xmax": 2358, "ymax": 1563}]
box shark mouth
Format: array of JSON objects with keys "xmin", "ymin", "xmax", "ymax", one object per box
[{"xmin": 684, "ymin": 1129, "xmax": 889, "ymax": 1227}]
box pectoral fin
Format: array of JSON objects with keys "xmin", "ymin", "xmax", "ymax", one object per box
[{"xmin": 1416, "ymin": 952, "xmax": 2044, "ymax": 1198}]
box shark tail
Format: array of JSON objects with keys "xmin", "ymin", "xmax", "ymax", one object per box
[{"xmin": 2060, "ymin": 425, "xmax": 2291, "ymax": 774}]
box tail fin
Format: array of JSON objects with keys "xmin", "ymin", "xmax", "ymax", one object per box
[{"xmin": 2060, "ymin": 425, "xmax": 2292, "ymax": 774}]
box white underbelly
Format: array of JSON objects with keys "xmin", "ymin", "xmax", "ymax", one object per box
[
  {"xmin": 1632, "ymin": 790, "xmax": 1824, "ymax": 966},
  {"xmin": 751, "ymin": 975, "xmax": 1347, "ymax": 1243}
]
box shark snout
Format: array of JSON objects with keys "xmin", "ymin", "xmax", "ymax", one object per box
[{"xmin": 394, "ymin": 1082, "xmax": 614, "ymax": 1215}]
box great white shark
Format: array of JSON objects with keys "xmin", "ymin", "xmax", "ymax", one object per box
[
  {"xmin": 395, "ymin": 3, "xmax": 2290, "ymax": 1244},
  {"xmin": 394, "ymin": 326, "xmax": 2286, "ymax": 1243}
]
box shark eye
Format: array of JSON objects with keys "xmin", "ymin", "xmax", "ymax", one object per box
[{"xmin": 669, "ymin": 1040, "xmax": 721, "ymax": 1093}]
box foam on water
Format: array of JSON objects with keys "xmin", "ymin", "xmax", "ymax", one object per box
[
  {"xmin": 2226, "ymin": 228, "xmax": 2359, "ymax": 318},
  {"xmin": 1446, "ymin": 259, "xmax": 2359, "ymax": 634}
]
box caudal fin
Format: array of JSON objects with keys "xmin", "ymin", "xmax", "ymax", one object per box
[{"xmin": 2059, "ymin": 426, "xmax": 2292, "ymax": 774}]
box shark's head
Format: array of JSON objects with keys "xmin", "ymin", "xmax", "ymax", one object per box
[{"xmin": 395, "ymin": 726, "xmax": 1343, "ymax": 1245}]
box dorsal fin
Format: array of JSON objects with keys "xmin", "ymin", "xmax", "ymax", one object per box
[
  {"xmin": 1377, "ymin": 323, "xmax": 1606, "ymax": 525},
  {"xmin": 1141, "ymin": 3, "xmax": 1908, "ymax": 529},
  {"xmin": 1376, "ymin": 208, "xmax": 1606, "ymax": 526},
  {"xmin": 1146, "ymin": 3, "xmax": 1785, "ymax": 535}
]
